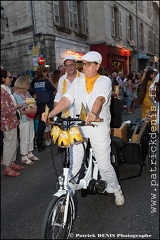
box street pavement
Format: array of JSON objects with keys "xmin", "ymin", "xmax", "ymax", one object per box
[{"xmin": 1, "ymin": 108, "xmax": 159, "ymax": 239}]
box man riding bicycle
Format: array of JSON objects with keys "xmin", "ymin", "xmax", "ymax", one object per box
[{"xmin": 42, "ymin": 51, "xmax": 125, "ymax": 207}]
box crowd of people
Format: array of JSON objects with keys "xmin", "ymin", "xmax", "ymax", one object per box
[{"xmin": 1, "ymin": 51, "xmax": 159, "ymax": 207}]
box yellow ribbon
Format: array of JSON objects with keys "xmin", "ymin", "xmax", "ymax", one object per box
[
  {"xmin": 85, "ymin": 74, "xmax": 100, "ymax": 94},
  {"xmin": 61, "ymin": 71, "xmax": 81, "ymax": 117}
]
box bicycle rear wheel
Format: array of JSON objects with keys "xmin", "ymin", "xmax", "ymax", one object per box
[{"xmin": 41, "ymin": 195, "xmax": 74, "ymax": 239}]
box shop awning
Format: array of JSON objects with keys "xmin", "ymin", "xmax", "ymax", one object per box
[{"xmin": 137, "ymin": 53, "xmax": 149, "ymax": 59}]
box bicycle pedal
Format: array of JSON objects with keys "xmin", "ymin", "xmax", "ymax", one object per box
[{"xmin": 79, "ymin": 189, "xmax": 88, "ymax": 197}]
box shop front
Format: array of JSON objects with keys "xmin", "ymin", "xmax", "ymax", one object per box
[
  {"xmin": 137, "ymin": 53, "xmax": 149, "ymax": 71},
  {"xmin": 55, "ymin": 37, "xmax": 89, "ymax": 70},
  {"xmin": 90, "ymin": 43, "xmax": 130, "ymax": 77}
]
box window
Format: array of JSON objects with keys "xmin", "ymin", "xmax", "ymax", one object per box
[
  {"xmin": 111, "ymin": 4, "xmax": 122, "ymax": 39},
  {"xmin": 67, "ymin": 1, "xmax": 87, "ymax": 34},
  {"xmin": 77, "ymin": 1, "xmax": 87, "ymax": 34},
  {"xmin": 53, "ymin": 1, "xmax": 87, "ymax": 35},
  {"xmin": 53, "ymin": 1, "xmax": 65, "ymax": 27},
  {"xmin": 67, "ymin": 1, "xmax": 78, "ymax": 30},
  {"xmin": 126, "ymin": 14, "xmax": 136, "ymax": 45}
]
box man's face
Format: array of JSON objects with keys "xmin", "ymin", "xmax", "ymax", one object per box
[{"xmin": 64, "ymin": 60, "xmax": 76, "ymax": 75}]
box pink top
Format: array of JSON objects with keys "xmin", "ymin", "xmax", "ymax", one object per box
[{"xmin": 1, "ymin": 88, "xmax": 19, "ymax": 131}]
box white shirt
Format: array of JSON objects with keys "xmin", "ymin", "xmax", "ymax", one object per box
[
  {"xmin": 63, "ymin": 75, "xmax": 112, "ymax": 123},
  {"xmin": 54, "ymin": 70, "xmax": 84, "ymax": 117}
]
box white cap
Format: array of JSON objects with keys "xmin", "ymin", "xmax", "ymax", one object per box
[
  {"xmin": 153, "ymin": 68, "xmax": 158, "ymax": 72},
  {"xmin": 63, "ymin": 56, "xmax": 76, "ymax": 64},
  {"xmin": 82, "ymin": 51, "xmax": 102, "ymax": 64}
]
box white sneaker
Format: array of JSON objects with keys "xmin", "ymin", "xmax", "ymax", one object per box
[
  {"xmin": 114, "ymin": 189, "xmax": 125, "ymax": 206},
  {"xmin": 45, "ymin": 139, "xmax": 51, "ymax": 146}
]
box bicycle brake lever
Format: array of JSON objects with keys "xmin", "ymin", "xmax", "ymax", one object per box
[
  {"xmin": 78, "ymin": 121, "xmax": 86, "ymax": 126},
  {"xmin": 87, "ymin": 123, "xmax": 98, "ymax": 127}
]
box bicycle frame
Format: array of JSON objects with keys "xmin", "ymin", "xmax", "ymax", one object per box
[
  {"xmin": 41, "ymin": 116, "xmax": 104, "ymax": 238},
  {"xmin": 53, "ymin": 144, "xmax": 99, "ymax": 227}
]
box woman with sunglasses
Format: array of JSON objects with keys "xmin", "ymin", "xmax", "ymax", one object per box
[
  {"xmin": 42, "ymin": 51, "xmax": 125, "ymax": 206},
  {"xmin": 0, "ymin": 68, "xmax": 24, "ymax": 177}
]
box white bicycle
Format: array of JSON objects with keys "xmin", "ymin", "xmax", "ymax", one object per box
[{"xmin": 41, "ymin": 116, "xmax": 107, "ymax": 239}]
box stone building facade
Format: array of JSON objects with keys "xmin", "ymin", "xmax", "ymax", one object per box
[{"xmin": 1, "ymin": 1, "xmax": 159, "ymax": 77}]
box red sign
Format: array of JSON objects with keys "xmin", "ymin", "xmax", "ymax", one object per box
[{"xmin": 38, "ymin": 56, "xmax": 45, "ymax": 65}]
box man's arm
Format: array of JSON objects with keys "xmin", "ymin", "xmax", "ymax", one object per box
[
  {"xmin": 85, "ymin": 96, "xmax": 105, "ymax": 123},
  {"xmin": 42, "ymin": 97, "xmax": 70, "ymax": 122}
]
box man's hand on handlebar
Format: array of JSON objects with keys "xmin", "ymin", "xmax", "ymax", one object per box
[
  {"xmin": 41, "ymin": 111, "xmax": 103, "ymax": 125},
  {"xmin": 41, "ymin": 112, "xmax": 50, "ymax": 123},
  {"xmin": 85, "ymin": 112, "xmax": 97, "ymax": 124}
]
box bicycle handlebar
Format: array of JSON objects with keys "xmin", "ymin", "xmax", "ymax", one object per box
[{"xmin": 48, "ymin": 115, "xmax": 103, "ymax": 127}]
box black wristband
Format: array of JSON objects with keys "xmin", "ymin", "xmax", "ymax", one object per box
[{"xmin": 91, "ymin": 111, "xmax": 98, "ymax": 117}]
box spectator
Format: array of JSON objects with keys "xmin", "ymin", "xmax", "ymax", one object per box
[
  {"xmin": 54, "ymin": 56, "xmax": 84, "ymax": 118},
  {"xmin": 33, "ymin": 65, "xmax": 56, "ymax": 152},
  {"xmin": 10, "ymin": 76, "xmax": 17, "ymax": 93},
  {"xmin": 153, "ymin": 68, "xmax": 158, "ymax": 78},
  {"xmin": 132, "ymin": 72, "xmax": 142, "ymax": 110},
  {"xmin": 110, "ymin": 73, "xmax": 122, "ymax": 128},
  {"xmin": 28, "ymin": 71, "xmax": 38, "ymax": 98},
  {"xmin": 58, "ymin": 65, "xmax": 65, "ymax": 77},
  {"xmin": 116, "ymin": 72, "xmax": 124, "ymax": 88},
  {"xmin": 150, "ymin": 72, "xmax": 159, "ymax": 133},
  {"xmin": 48, "ymin": 70, "xmax": 61, "ymax": 94},
  {"xmin": 116, "ymin": 72, "xmax": 124, "ymax": 102},
  {"xmin": 28, "ymin": 71, "xmax": 39, "ymax": 148},
  {"xmin": 42, "ymin": 51, "xmax": 125, "ymax": 206},
  {"xmin": 125, "ymin": 72, "xmax": 134, "ymax": 113},
  {"xmin": 1, "ymin": 68, "xmax": 24, "ymax": 177},
  {"xmin": 139, "ymin": 69, "xmax": 157, "ymax": 119},
  {"xmin": 13, "ymin": 76, "xmax": 39, "ymax": 164},
  {"xmin": 0, "ymin": 130, "xmax": 4, "ymax": 165},
  {"xmin": 142, "ymin": 66, "xmax": 152, "ymax": 81}
]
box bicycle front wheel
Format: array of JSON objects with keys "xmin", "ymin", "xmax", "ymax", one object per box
[{"xmin": 41, "ymin": 195, "xmax": 74, "ymax": 239}]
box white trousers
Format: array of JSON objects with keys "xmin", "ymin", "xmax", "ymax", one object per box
[
  {"xmin": 69, "ymin": 123, "xmax": 121, "ymax": 193},
  {"xmin": 3, "ymin": 127, "xmax": 18, "ymax": 166},
  {"xmin": 19, "ymin": 120, "xmax": 35, "ymax": 155}
]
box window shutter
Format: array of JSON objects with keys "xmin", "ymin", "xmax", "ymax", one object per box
[
  {"xmin": 82, "ymin": 1, "xmax": 87, "ymax": 34},
  {"xmin": 126, "ymin": 14, "xmax": 130, "ymax": 40},
  {"xmin": 53, "ymin": 1, "xmax": 60, "ymax": 25},
  {"xmin": 133, "ymin": 17, "xmax": 136, "ymax": 40},
  {"xmin": 138, "ymin": 21, "xmax": 141, "ymax": 45},
  {"xmin": 111, "ymin": 5, "xmax": 115, "ymax": 37},
  {"xmin": 67, "ymin": 1, "xmax": 73, "ymax": 29},
  {"xmin": 73, "ymin": 1, "xmax": 78, "ymax": 31},
  {"xmin": 119, "ymin": 10, "xmax": 122, "ymax": 39}
]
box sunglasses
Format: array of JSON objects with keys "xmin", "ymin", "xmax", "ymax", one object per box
[{"xmin": 82, "ymin": 62, "xmax": 97, "ymax": 67}]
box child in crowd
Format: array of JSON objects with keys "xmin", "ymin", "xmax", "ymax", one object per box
[{"xmin": 13, "ymin": 76, "xmax": 39, "ymax": 165}]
